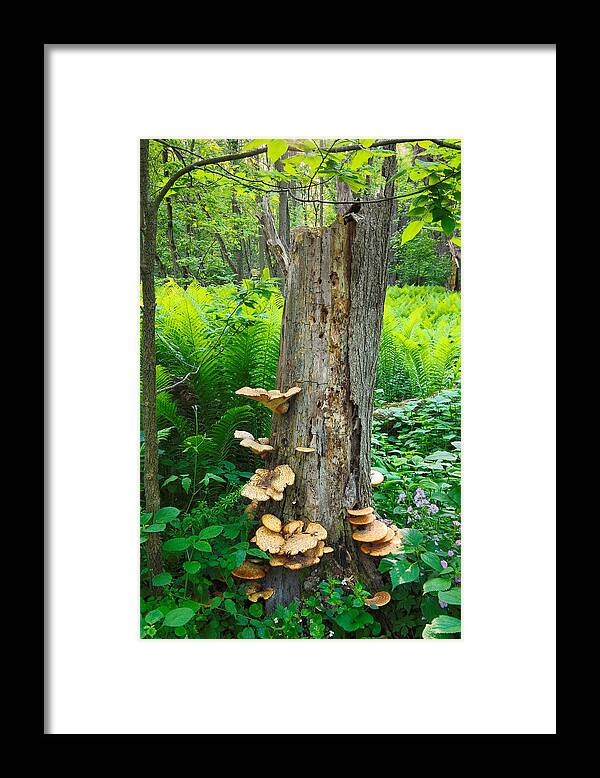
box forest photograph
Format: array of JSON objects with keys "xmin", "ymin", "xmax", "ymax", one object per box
[{"xmin": 140, "ymin": 137, "xmax": 462, "ymax": 639}]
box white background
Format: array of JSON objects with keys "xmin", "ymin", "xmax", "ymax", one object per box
[{"xmin": 47, "ymin": 45, "xmax": 556, "ymax": 734}]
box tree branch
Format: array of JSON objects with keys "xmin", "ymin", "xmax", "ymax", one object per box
[{"xmin": 151, "ymin": 138, "xmax": 461, "ymax": 210}]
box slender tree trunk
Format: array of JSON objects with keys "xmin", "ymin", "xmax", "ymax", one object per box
[
  {"xmin": 262, "ymin": 149, "xmax": 397, "ymax": 609},
  {"xmin": 140, "ymin": 140, "xmax": 164, "ymax": 581}
]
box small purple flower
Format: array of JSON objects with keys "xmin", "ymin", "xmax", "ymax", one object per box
[
  {"xmin": 406, "ymin": 515, "xmax": 412, "ymax": 524},
  {"xmin": 452, "ymin": 520, "xmax": 461, "ymax": 526},
  {"xmin": 407, "ymin": 506, "xmax": 413, "ymax": 513},
  {"xmin": 428, "ymin": 504, "xmax": 439, "ymax": 514},
  {"xmin": 440, "ymin": 601, "xmax": 448, "ymax": 609},
  {"xmin": 397, "ymin": 492, "xmax": 406, "ymax": 503},
  {"xmin": 455, "ymin": 540, "xmax": 461, "ymax": 546},
  {"xmin": 440, "ymin": 559, "xmax": 448, "ymax": 569},
  {"xmin": 454, "ymin": 577, "xmax": 461, "ymax": 584},
  {"xmin": 447, "ymin": 550, "xmax": 454, "ymax": 557}
]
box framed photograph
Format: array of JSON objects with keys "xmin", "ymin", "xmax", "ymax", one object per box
[{"xmin": 46, "ymin": 44, "xmax": 556, "ymax": 734}]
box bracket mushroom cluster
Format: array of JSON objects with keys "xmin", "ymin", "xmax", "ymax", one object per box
[
  {"xmin": 251, "ymin": 514, "xmax": 333, "ymax": 570},
  {"xmin": 241, "ymin": 464, "xmax": 296, "ymax": 502},
  {"xmin": 347, "ymin": 507, "xmax": 403, "ymax": 557},
  {"xmin": 234, "ymin": 430, "xmax": 274, "ymax": 457},
  {"xmin": 230, "ymin": 560, "xmax": 274, "ymax": 602},
  {"xmin": 235, "ymin": 385, "xmax": 302, "ymax": 415}
]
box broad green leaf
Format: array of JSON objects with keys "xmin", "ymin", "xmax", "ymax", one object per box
[
  {"xmin": 421, "ymin": 551, "xmax": 443, "ymax": 572},
  {"xmin": 349, "ymin": 149, "xmax": 372, "ymax": 171},
  {"xmin": 194, "ymin": 541, "xmax": 212, "ymax": 553},
  {"xmin": 144, "ymin": 609, "xmax": 164, "ymax": 625},
  {"xmin": 451, "ymin": 236, "xmax": 461, "ymax": 247},
  {"xmin": 441, "ymin": 216, "xmax": 456, "ymax": 236},
  {"xmin": 248, "ymin": 603, "xmax": 263, "ymax": 618},
  {"xmin": 401, "ymin": 221, "xmax": 424, "ymax": 245},
  {"xmin": 423, "ymin": 577, "xmax": 452, "ymax": 594},
  {"xmin": 242, "ymin": 138, "xmax": 268, "ymax": 151},
  {"xmin": 198, "ymin": 525, "xmax": 224, "ymax": 540},
  {"xmin": 152, "ymin": 572, "xmax": 172, "ymax": 587},
  {"xmin": 181, "ymin": 477, "xmax": 192, "ymax": 493},
  {"xmin": 267, "ymin": 139, "xmax": 289, "ymax": 164},
  {"xmin": 438, "ymin": 588, "xmax": 461, "ymax": 605},
  {"xmin": 403, "ymin": 528, "xmax": 424, "ymax": 547},
  {"xmin": 155, "ymin": 507, "xmax": 180, "ymax": 524},
  {"xmin": 162, "ymin": 537, "xmax": 190, "ymax": 553},
  {"xmin": 359, "ymin": 138, "xmax": 375, "ymax": 148},
  {"xmin": 428, "ymin": 615, "xmax": 461, "ymax": 634},
  {"xmin": 238, "ymin": 627, "xmax": 255, "ymax": 638},
  {"xmin": 164, "ymin": 607, "xmax": 195, "ymax": 627},
  {"xmin": 183, "ymin": 561, "xmax": 202, "ymax": 575},
  {"xmin": 144, "ymin": 523, "xmax": 166, "ymax": 533},
  {"xmin": 223, "ymin": 599, "xmax": 237, "ymax": 615}
]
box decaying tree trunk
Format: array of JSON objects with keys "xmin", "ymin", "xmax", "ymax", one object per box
[
  {"xmin": 262, "ymin": 151, "xmax": 397, "ymax": 609},
  {"xmin": 140, "ymin": 140, "xmax": 164, "ymax": 582}
]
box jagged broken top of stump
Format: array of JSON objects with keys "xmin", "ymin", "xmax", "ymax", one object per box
[{"xmin": 235, "ymin": 385, "xmax": 301, "ymax": 414}]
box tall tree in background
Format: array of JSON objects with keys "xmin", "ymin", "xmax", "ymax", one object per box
[{"xmin": 140, "ymin": 139, "xmax": 163, "ymax": 580}]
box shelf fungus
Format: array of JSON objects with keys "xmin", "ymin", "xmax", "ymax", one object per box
[
  {"xmin": 261, "ymin": 514, "xmax": 282, "ymax": 533},
  {"xmin": 370, "ymin": 469, "xmax": 385, "ymax": 486},
  {"xmin": 231, "ymin": 560, "xmax": 268, "ymax": 580},
  {"xmin": 295, "ymin": 446, "xmax": 316, "ymax": 453},
  {"xmin": 246, "ymin": 583, "xmax": 274, "ymax": 602},
  {"xmin": 346, "ymin": 507, "xmax": 376, "ymax": 526},
  {"xmin": 358, "ymin": 527, "xmax": 404, "ymax": 558},
  {"xmin": 351, "ymin": 520, "xmax": 389, "ymax": 543},
  {"xmin": 235, "ymin": 385, "xmax": 302, "ymax": 415},
  {"xmin": 364, "ymin": 591, "xmax": 391, "ymax": 607},
  {"xmin": 233, "ymin": 430, "xmax": 274, "ymax": 456},
  {"xmin": 241, "ymin": 465, "xmax": 296, "ymax": 502},
  {"xmin": 250, "ymin": 519, "xmax": 329, "ymax": 570}
]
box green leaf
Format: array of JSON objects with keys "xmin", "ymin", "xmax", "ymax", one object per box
[
  {"xmin": 349, "ymin": 149, "xmax": 372, "ymax": 171},
  {"xmin": 441, "ymin": 216, "xmax": 455, "ymax": 236},
  {"xmin": 242, "ymin": 138, "xmax": 268, "ymax": 151},
  {"xmin": 152, "ymin": 572, "xmax": 172, "ymax": 587},
  {"xmin": 223, "ymin": 599, "xmax": 237, "ymax": 616},
  {"xmin": 359, "ymin": 138, "xmax": 375, "ymax": 148},
  {"xmin": 438, "ymin": 588, "xmax": 461, "ymax": 605},
  {"xmin": 401, "ymin": 221, "xmax": 424, "ymax": 245},
  {"xmin": 267, "ymin": 139, "xmax": 289, "ymax": 164},
  {"xmin": 238, "ymin": 627, "xmax": 255, "ymax": 638},
  {"xmin": 164, "ymin": 607, "xmax": 195, "ymax": 627},
  {"xmin": 198, "ymin": 525, "xmax": 224, "ymax": 540},
  {"xmin": 248, "ymin": 603, "xmax": 263, "ymax": 618},
  {"xmin": 427, "ymin": 615, "xmax": 461, "ymax": 634},
  {"xmin": 161, "ymin": 475, "xmax": 178, "ymax": 487},
  {"xmin": 155, "ymin": 507, "xmax": 180, "ymax": 524},
  {"xmin": 423, "ymin": 577, "xmax": 452, "ymax": 594},
  {"xmin": 247, "ymin": 548, "xmax": 270, "ymax": 560},
  {"xmin": 403, "ymin": 528, "xmax": 424, "ymax": 547},
  {"xmin": 194, "ymin": 540, "xmax": 212, "ymax": 553},
  {"xmin": 144, "ymin": 523, "xmax": 166, "ymax": 533},
  {"xmin": 181, "ymin": 477, "xmax": 192, "ymax": 493},
  {"xmin": 144, "ymin": 609, "xmax": 164, "ymax": 625},
  {"xmin": 162, "ymin": 537, "xmax": 190, "ymax": 553},
  {"xmin": 451, "ymin": 236, "xmax": 461, "ymax": 247},
  {"xmin": 183, "ymin": 561, "xmax": 202, "ymax": 575},
  {"xmin": 421, "ymin": 551, "xmax": 443, "ymax": 572}
]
